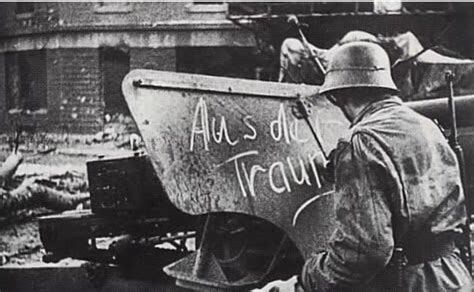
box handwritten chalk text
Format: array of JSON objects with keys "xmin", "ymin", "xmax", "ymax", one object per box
[
  {"xmin": 222, "ymin": 150, "xmax": 323, "ymax": 198},
  {"xmin": 190, "ymin": 98, "xmax": 240, "ymax": 151},
  {"xmin": 189, "ymin": 97, "xmax": 326, "ymax": 198}
]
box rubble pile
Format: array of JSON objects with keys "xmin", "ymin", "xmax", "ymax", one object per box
[{"xmin": 90, "ymin": 113, "xmax": 142, "ymax": 150}]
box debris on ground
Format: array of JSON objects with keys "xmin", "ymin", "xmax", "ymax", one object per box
[
  {"xmin": 0, "ymin": 220, "xmax": 44, "ymax": 266},
  {"xmin": 89, "ymin": 113, "xmax": 143, "ymax": 150},
  {"xmin": 1, "ymin": 178, "xmax": 89, "ymax": 215},
  {"xmin": 0, "ymin": 146, "xmax": 93, "ymax": 266},
  {"xmin": 0, "ymin": 152, "xmax": 23, "ymax": 187},
  {"xmin": 0, "ymin": 151, "xmax": 90, "ymax": 216}
]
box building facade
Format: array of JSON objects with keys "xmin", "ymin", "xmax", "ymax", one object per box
[{"xmin": 0, "ymin": 2, "xmax": 256, "ymax": 133}]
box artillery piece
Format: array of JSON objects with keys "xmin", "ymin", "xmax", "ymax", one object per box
[{"xmin": 38, "ymin": 70, "xmax": 474, "ymax": 290}]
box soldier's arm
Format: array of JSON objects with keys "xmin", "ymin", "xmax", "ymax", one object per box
[{"xmin": 300, "ymin": 132, "xmax": 397, "ymax": 290}]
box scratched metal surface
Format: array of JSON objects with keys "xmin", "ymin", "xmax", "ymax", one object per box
[{"xmin": 122, "ymin": 70, "xmax": 350, "ymax": 258}]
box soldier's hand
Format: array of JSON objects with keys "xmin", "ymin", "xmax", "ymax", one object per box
[
  {"xmin": 251, "ymin": 275, "xmax": 304, "ymax": 292},
  {"xmin": 323, "ymin": 139, "xmax": 350, "ymax": 183}
]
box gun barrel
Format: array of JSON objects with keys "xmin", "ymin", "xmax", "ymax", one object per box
[{"xmin": 406, "ymin": 95, "xmax": 474, "ymax": 128}]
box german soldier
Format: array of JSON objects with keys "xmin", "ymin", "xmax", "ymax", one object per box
[{"xmin": 259, "ymin": 40, "xmax": 472, "ymax": 291}]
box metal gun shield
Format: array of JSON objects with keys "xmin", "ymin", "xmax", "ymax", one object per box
[{"xmin": 122, "ymin": 70, "xmax": 350, "ymax": 258}]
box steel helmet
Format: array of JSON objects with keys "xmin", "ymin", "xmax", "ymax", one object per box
[
  {"xmin": 338, "ymin": 30, "xmax": 379, "ymax": 45},
  {"xmin": 319, "ymin": 41, "xmax": 397, "ymax": 94}
]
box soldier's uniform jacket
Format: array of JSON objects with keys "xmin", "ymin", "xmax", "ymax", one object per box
[{"xmin": 301, "ymin": 96, "xmax": 472, "ymax": 291}]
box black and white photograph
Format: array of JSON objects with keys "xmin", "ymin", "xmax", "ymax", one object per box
[{"xmin": 0, "ymin": 1, "xmax": 473, "ymax": 291}]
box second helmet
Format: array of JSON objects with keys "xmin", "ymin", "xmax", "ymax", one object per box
[{"xmin": 319, "ymin": 41, "xmax": 397, "ymax": 94}]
